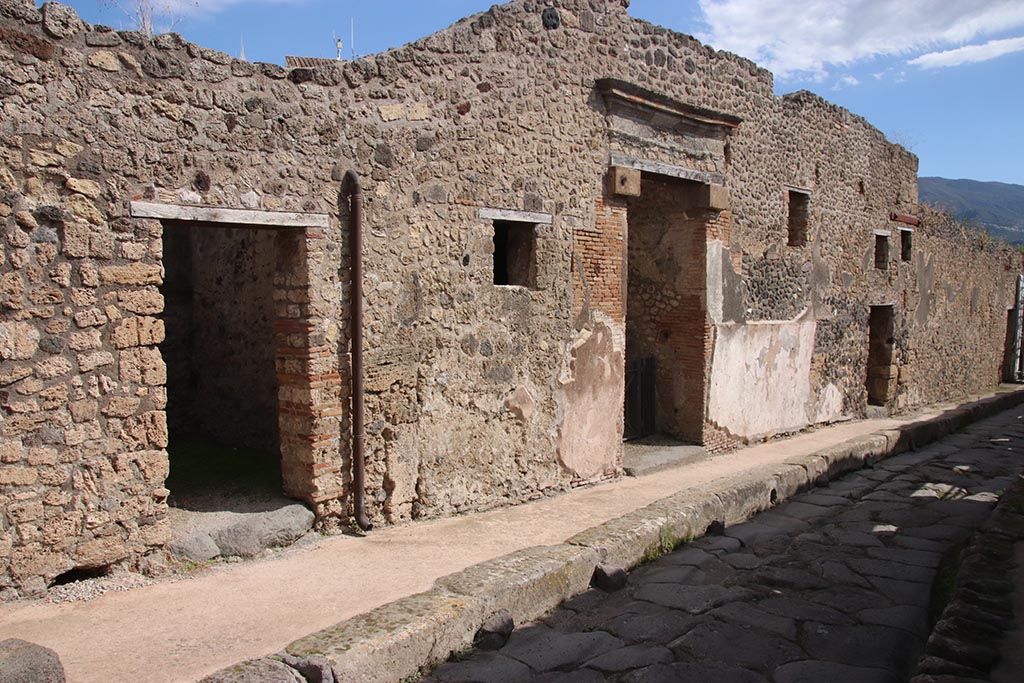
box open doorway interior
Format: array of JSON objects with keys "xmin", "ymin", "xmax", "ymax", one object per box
[
  {"xmin": 624, "ymin": 174, "xmax": 708, "ymax": 456},
  {"xmin": 161, "ymin": 223, "xmax": 284, "ymax": 512},
  {"xmin": 866, "ymin": 305, "xmax": 896, "ymax": 407}
]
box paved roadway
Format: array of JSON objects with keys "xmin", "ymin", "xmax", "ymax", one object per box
[{"xmin": 425, "ymin": 409, "xmax": 1024, "ymax": 683}]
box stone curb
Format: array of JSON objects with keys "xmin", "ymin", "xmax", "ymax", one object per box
[
  {"xmin": 201, "ymin": 387, "xmax": 1024, "ymax": 683},
  {"xmin": 912, "ymin": 472, "xmax": 1024, "ymax": 681}
]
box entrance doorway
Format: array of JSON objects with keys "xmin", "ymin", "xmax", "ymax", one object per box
[
  {"xmin": 161, "ymin": 223, "xmax": 283, "ymax": 510},
  {"xmin": 866, "ymin": 305, "xmax": 896, "ymax": 406},
  {"xmin": 624, "ymin": 175, "xmax": 708, "ymax": 443}
]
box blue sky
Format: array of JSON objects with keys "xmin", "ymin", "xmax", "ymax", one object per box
[{"xmin": 51, "ymin": 1, "xmax": 1024, "ymax": 185}]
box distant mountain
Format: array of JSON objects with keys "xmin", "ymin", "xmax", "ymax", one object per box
[{"xmin": 919, "ymin": 177, "xmax": 1024, "ymax": 245}]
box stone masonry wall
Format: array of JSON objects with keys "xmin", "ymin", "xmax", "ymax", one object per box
[{"xmin": 0, "ymin": 0, "xmax": 1020, "ymax": 595}]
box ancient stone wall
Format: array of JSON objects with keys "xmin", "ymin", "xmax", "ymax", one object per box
[{"xmin": 0, "ymin": 0, "xmax": 1020, "ymax": 594}]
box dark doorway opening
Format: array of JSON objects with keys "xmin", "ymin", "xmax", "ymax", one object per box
[
  {"xmin": 866, "ymin": 305, "xmax": 896, "ymax": 406},
  {"xmin": 161, "ymin": 223, "xmax": 283, "ymax": 511},
  {"xmin": 624, "ymin": 174, "xmax": 708, "ymax": 444},
  {"xmin": 624, "ymin": 356, "xmax": 656, "ymax": 440}
]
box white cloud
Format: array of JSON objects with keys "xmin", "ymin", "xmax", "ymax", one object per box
[
  {"xmin": 909, "ymin": 35, "xmax": 1024, "ymax": 68},
  {"xmin": 695, "ymin": 0, "xmax": 1024, "ymax": 80}
]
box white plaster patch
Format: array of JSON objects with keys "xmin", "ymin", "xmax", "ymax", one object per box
[
  {"xmin": 708, "ymin": 315, "xmax": 817, "ymax": 440},
  {"xmin": 815, "ymin": 382, "xmax": 845, "ymax": 424},
  {"xmin": 706, "ymin": 240, "xmax": 725, "ymax": 324}
]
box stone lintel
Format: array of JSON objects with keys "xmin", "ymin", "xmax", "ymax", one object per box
[
  {"xmin": 891, "ymin": 213, "xmax": 921, "ymax": 227},
  {"xmin": 479, "ymin": 207, "xmax": 553, "ymax": 225},
  {"xmin": 130, "ymin": 201, "xmax": 330, "ymax": 229},
  {"xmin": 609, "ymin": 153, "xmax": 724, "ymax": 186}
]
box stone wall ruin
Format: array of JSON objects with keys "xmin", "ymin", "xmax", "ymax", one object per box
[{"xmin": 1, "ymin": 0, "xmax": 1021, "ymax": 595}]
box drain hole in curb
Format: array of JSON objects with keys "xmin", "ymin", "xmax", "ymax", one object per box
[
  {"xmin": 50, "ymin": 565, "xmax": 111, "ymax": 587},
  {"xmin": 769, "ymin": 488, "xmax": 778, "ymax": 505}
]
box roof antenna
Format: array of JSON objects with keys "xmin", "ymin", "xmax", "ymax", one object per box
[
  {"xmin": 351, "ymin": 16, "xmax": 356, "ymax": 60},
  {"xmin": 239, "ymin": 34, "xmax": 246, "ymax": 61}
]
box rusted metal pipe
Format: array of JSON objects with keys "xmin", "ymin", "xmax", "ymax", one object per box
[{"xmin": 343, "ymin": 170, "xmax": 372, "ymax": 532}]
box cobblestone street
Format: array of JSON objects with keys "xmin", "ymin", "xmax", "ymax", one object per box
[{"xmin": 425, "ymin": 409, "xmax": 1024, "ymax": 683}]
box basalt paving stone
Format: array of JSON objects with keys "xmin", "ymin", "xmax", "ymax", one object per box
[
  {"xmin": 723, "ymin": 522, "xmax": 790, "ymax": 547},
  {"xmin": 800, "ymin": 622, "xmax": 921, "ymax": 671},
  {"xmin": 865, "ymin": 546, "xmax": 944, "ymax": 568},
  {"xmin": 670, "ymin": 619, "xmax": 806, "ymax": 673},
  {"xmin": 628, "ymin": 564, "xmax": 705, "ymax": 585},
  {"xmin": 867, "ymin": 576, "xmax": 932, "ymax": 607},
  {"xmin": 821, "ymin": 528, "xmax": 886, "ymax": 547},
  {"xmin": 621, "ymin": 662, "xmax": 767, "ymax": 683},
  {"xmin": 816, "ymin": 559, "xmax": 874, "ymax": 588},
  {"xmin": 756, "ymin": 595, "xmax": 859, "ymax": 625},
  {"xmin": 902, "ymin": 524, "xmax": 973, "ymax": 543},
  {"xmin": 723, "ymin": 553, "xmax": 764, "ymax": 569},
  {"xmin": 542, "ymin": 593, "xmax": 646, "ymax": 633},
  {"xmin": 769, "ymin": 501, "xmax": 835, "ymax": 522},
  {"xmin": 773, "ymin": 660, "xmax": 903, "ymax": 683},
  {"xmin": 710, "ymin": 600, "xmax": 799, "ymax": 640},
  {"xmin": 633, "ymin": 583, "xmax": 757, "ymax": 613},
  {"xmin": 530, "ymin": 670, "xmax": 604, "ymax": 683},
  {"xmin": 582, "ymin": 644, "xmax": 673, "ymax": 673},
  {"xmin": 857, "ymin": 605, "xmax": 930, "ymax": 637},
  {"xmin": 498, "ymin": 625, "xmax": 623, "ymax": 673},
  {"xmin": 689, "ymin": 536, "xmax": 743, "ymax": 554},
  {"xmin": 806, "ymin": 585, "xmax": 895, "ymax": 613},
  {"xmin": 604, "ymin": 605, "xmax": 700, "ymax": 644},
  {"xmin": 750, "ymin": 511, "xmax": 813, "ymax": 533},
  {"xmin": 846, "ymin": 557, "xmax": 936, "ymax": 583},
  {"xmin": 430, "ymin": 652, "xmax": 534, "ymax": 683},
  {"xmin": 790, "ymin": 491, "xmax": 852, "ymax": 507},
  {"xmin": 744, "ymin": 565, "xmax": 832, "ymax": 591}
]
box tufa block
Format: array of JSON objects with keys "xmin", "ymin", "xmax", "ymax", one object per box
[{"xmin": 609, "ymin": 166, "xmax": 641, "ymax": 197}]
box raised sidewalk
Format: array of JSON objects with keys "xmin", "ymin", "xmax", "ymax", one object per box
[{"xmin": 2, "ymin": 387, "xmax": 1023, "ymax": 683}]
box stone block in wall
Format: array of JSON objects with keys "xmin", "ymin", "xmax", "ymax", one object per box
[
  {"xmin": 608, "ymin": 166, "xmax": 641, "ymax": 197},
  {"xmin": 696, "ymin": 184, "xmax": 730, "ymax": 211},
  {"xmin": 111, "ymin": 316, "xmax": 165, "ymax": 349}
]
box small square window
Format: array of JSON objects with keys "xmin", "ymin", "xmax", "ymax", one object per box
[
  {"xmin": 875, "ymin": 233, "xmax": 889, "ymax": 270},
  {"xmin": 900, "ymin": 229, "xmax": 913, "ymax": 262},
  {"xmin": 493, "ymin": 220, "xmax": 536, "ymax": 288},
  {"xmin": 787, "ymin": 190, "xmax": 809, "ymax": 247}
]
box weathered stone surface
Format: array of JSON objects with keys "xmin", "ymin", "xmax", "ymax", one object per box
[
  {"xmin": 671, "ymin": 620, "xmax": 804, "ymax": 672},
  {"xmin": 0, "ymin": 322, "xmax": 39, "ymax": 360},
  {"xmin": 198, "ymin": 658, "xmax": 304, "ymax": 683},
  {"xmin": 210, "ymin": 505, "xmax": 314, "ymax": 558},
  {"xmin": 0, "ymin": 639, "xmax": 65, "ymax": 683},
  {"xmin": 167, "ymin": 533, "xmax": 220, "ymax": 563},
  {"xmin": 774, "ymin": 661, "xmax": 901, "ymax": 683},
  {"xmin": 500, "ymin": 624, "xmax": 622, "ymax": 672},
  {"xmin": 435, "ymin": 545, "xmax": 600, "ymax": 627},
  {"xmin": 287, "ymin": 591, "xmax": 484, "ymax": 683}
]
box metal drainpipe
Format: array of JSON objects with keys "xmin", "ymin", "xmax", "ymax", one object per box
[{"xmin": 344, "ymin": 170, "xmax": 373, "ymax": 531}]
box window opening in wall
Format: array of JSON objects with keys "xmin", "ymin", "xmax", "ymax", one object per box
[
  {"xmin": 787, "ymin": 190, "xmax": 809, "ymax": 247},
  {"xmin": 900, "ymin": 229, "xmax": 913, "ymax": 262},
  {"xmin": 875, "ymin": 233, "xmax": 889, "ymax": 270},
  {"xmin": 493, "ymin": 220, "xmax": 537, "ymax": 288}
]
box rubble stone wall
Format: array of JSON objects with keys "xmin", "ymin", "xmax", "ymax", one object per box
[{"xmin": 0, "ymin": 0, "xmax": 1020, "ymax": 594}]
